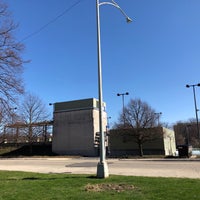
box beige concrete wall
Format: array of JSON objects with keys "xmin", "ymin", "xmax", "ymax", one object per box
[
  {"xmin": 109, "ymin": 127, "xmax": 176, "ymax": 156},
  {"xmin": 163, "ymin": 127, "xmax": 176, "ymax": 156},
  {"xmin": 52, "ymin": 108, "xmax": 107, "ymax": 156}
]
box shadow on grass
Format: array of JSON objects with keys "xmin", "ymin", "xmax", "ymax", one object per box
[
  {"xmin": 0, "ymin": 143, "xmax": 57, "ymax": 157},
  {"xmin": 3, "ymin": 175, "xmax": 90, "ymax": 182},
  {"xmin": 87, "ymin": 175, "xmax": 99, "ymax": 179}
]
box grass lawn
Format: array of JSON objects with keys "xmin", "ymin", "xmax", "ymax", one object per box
[{"xmin": 0, "ymin": 171, "xmax": 199, "ymax": 200}]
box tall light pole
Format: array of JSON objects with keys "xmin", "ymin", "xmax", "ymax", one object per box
[
  {"xmin": 117, "ymin": 92, "xmax": 129, "ymax": 125},
  {"xmin": 186, "ymin": 124, "xmax": 191, "ymax": 146},
  {"xmin": 186, "ymin": 83, "xmax": 200, "ymax": 138},
  {"xmin": 49, "ymin": 102, "xmax": 54, "ymax": 112},
  {"xmin": 154, "ymin": 112, "xmax": 162, "ymax": 126},
  {"xmin": 96, "ymin": 0, "xmax": 132, "ymax": 178},
  {"xmin": 10, "ymin": 107, "xmax": 17, "ymax": 142},
  {"xmin": 107, "ymin": 116, "xmax": 111, "ymax": 130},
  {"xmin": 10, "ymin": 107, "xmax": 17, "ymax": 124}
]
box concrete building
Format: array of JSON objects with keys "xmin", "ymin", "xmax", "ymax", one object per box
[
  {"xmin": 109, "ymin": 127, "xmax": 176, "ymax": 157},
  {"xmin": 52, "ymin": 98, "xmax": 107, "ymax": 156}
]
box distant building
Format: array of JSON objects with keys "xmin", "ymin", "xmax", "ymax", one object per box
[
  {"xmin": 52, "ymin": 98, "xmax": 108, "ymax": 156},
  {"xmin": 109, "ymin": 127, "xmax": 176, "ymax": 157}
]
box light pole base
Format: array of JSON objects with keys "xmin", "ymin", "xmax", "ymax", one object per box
[{"xmin": 96, "ymin": 161, "xmax": 109, "ymax": 178}]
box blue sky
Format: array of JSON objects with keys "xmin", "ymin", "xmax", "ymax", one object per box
[{"xmin": 6, "ymin": 0, "xmax": 200, "ymax": 127}]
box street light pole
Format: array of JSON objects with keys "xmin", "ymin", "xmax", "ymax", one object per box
[
  {"xmin": 96, "ymin": 0, "xmax": 108, "ymax": 178},
  {"xmin": 117, "ymin": 92, "xmax": 129, "ymax": 125},
  {"xmin": 9, "ymin": 107, "xmax": 17, "ymax": 142},
  {"xmin": 96, "ymin": 0, "xmax": 132, "ymax": 178},
  {"xmin": 49, "ymin": 103, "xmax": 55, "ymax": 121},
  {"xmin": 107, "ymin": 116, "xmax": 111, "ymax": 130},
  {"xmin": 186, "ymin": 83, "xmax": 200, "ymax": 138},
  {"xmin": 10, "ymin": 107, "xmax": 17, "ymax": 124},
  {"xmin": 154, "ymin": 112, "xmax": 162, "ymax": 126}
]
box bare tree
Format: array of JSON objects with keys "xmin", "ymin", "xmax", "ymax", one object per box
[
  {"xmin": 0, "ymin": 1, "xmax": 25, "ymax": 126},
  {"xmin": 20, "ymin": 93, "xmax": 50, "ymax": 143},
  {"xmin": 174, "ymin": 119, "xmax": 200, "ymax": 147},
  {"xmin": 114, "ymin": 98, "xmax": 161, "ymax": 156}
]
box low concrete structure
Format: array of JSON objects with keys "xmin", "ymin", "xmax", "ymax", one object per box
[
  {"xmin": 52, "ymin": 98, "xmax": 107, "ymax": 156},
  {"xmin": 109, "ymin": 127, "xmax": 176, "ymax": 157}
]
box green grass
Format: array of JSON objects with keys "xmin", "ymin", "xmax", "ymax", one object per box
[
  {"xmin": 0, "ymin": 171, "xmax": 199, "ymax": 200},
  {"xmin": 0, "ymin": 144, "xmax": 56, "ymax": 157},
  {"xmin": 0, "ymin": 147, "xmax": 18, "ymax": 155}
]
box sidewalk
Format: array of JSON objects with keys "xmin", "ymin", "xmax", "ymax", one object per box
[{"xmin": 0, "ymin": 157, "xmax": 200, "ymax": 179}]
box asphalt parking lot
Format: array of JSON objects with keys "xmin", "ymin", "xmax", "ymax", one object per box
[{"xmin": 0, "ymin": 157, "xmax": 199, "ymax": 179}]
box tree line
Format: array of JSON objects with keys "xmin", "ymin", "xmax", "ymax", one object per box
[{"xmin": 0, "ymin": 1, "xmax": 51, "ymax": 144}]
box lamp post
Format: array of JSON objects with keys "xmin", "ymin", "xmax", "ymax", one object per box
[
  {"xmin": 186, "ymin": 124, "xmax": 191, "ymax": 146},
  {"xmin": 117, "ymin": 92, "xmax": 129, "ymax": 125},
  {"xmin": 9, "ymin": 107, "xmax": 17, "ymax": 143},
  {"xmin": 96, "ymin": 0, "xmax": 132, "ymax": 178},
  {"xmin": 49, "ymin": 103, "xmax": 55, "ymax": 120},
  {"xmin": 154, "ymin": 112, "xmax": 162, "ymax": 126},
  {"xmin": 107, "ymin": 116, "xmax": 111, "ymax": 130},
  {"xmin": 9, "ymin": 107, "xmax": 17, "ymax": 125},
  {"xmin": 186, "ymin": 83, "xmax": 200, "ymax": 138}
]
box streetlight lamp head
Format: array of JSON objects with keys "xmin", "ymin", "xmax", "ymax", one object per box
[
  {"xmin": 126, "ymin": 17, "xmax": 132, "ymax": 23},
  {"xmin": 197, "ymin": 83, "xmax": 200, "ymax": 87},
  {"xmin": 186, "ymin": 84, "xmax": 190, "ymax": 88},
  {"xmin": 125, "ymin": 92, "xmax": 129, "ymax": 95},
  {"xmin": 117, "ymin": 93, "xmax": 120, "ymax": 96}
]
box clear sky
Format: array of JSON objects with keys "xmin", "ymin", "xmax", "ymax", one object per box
[{"xmin": 6, "ymin": 0, "xmax": 200, "ymax": 127}]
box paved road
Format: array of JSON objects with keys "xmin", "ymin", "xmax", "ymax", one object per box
[{"xmin": 0, "ymin": 157, "xmax": 200, "ymax": 179}]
